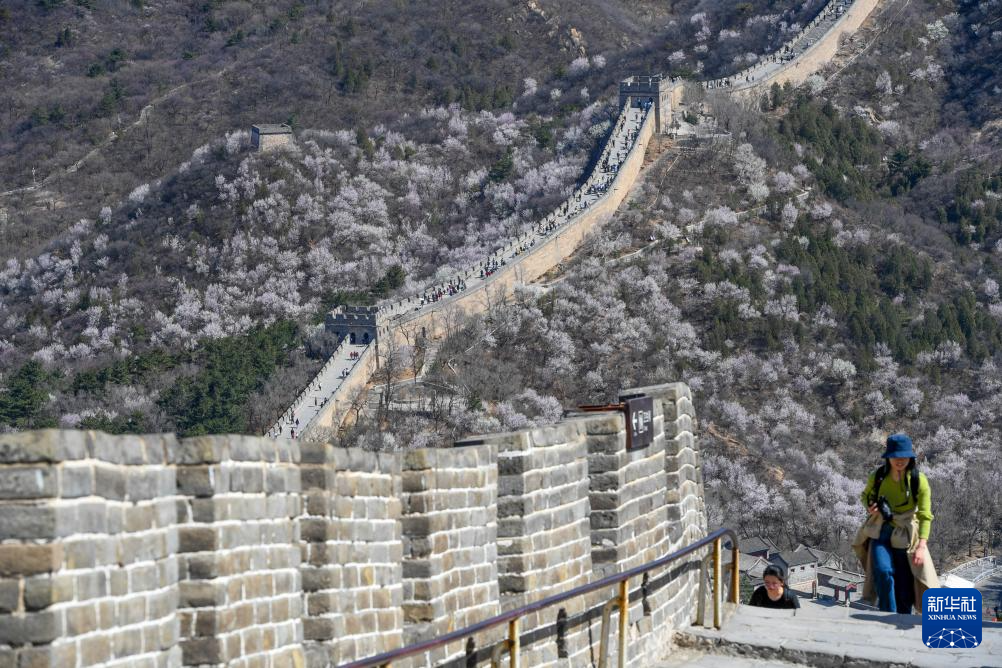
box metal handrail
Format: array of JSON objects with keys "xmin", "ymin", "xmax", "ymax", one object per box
[{"xmin": 339, "ymin": 527, "xmax": 740, "ymax": 668}]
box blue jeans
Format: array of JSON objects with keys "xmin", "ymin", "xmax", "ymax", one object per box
[{"xmin": 870, "ymin": 523, "xmax": 914, "ymax": 613}]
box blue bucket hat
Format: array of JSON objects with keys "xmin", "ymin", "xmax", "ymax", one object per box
[{"xmin": 882, "ymin": 433, "xmax": 916, "ymax": 459}]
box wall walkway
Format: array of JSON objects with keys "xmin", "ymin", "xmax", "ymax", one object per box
[
  {"xmin": 300, "ymin": 105, "xmax": 655, "ymax": 439},
  {"xmin": 703, "ymin": 0, "xmax": 881, "ymax": 94}
]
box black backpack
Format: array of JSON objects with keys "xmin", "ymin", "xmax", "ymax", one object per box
[{"xmin": 870, "ymin": 462, "xmax": 920, "ymax": 505}]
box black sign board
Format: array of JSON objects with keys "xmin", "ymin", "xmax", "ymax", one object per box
[{"xmin": 624, "ymin": 396, "xmax": 654, "ymax": 449}]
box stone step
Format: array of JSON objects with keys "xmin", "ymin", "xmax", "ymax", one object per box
[
  {"xmin": 655, "ymin": 647, "xmax": 806, "ymax": 667},
  {"xmin": 671, "ymin": 602, "xmax": 1002, "ymax": 668}
]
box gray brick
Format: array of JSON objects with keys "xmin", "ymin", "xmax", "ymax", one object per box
[
  {"xmin": 0, "ymin": 580, "xmax": 18, "ymax": 614},
  {"xmin": 59, "ymin": 463, "xmax": 94, "ymax": 498},
  {"xmin": 0, "ymin": 610, "xmax": 62, "ymax": 645},
  {"xmin": 0, "ymin": 466, "xmax": 57, "ymax": 500},
  {"xmin": 0, "ymin": 431, "xmax": 88, "ymax": 464},
  {"xmin": 0, "ymin": 505, "xmax": 59, "ymax": 540}
]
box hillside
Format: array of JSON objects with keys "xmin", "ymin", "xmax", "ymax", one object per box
[
  {"xmin": 0, "ymin": 0, "xmax": 828, "ymax": 434},
  {"xmin": 343, "ymin": 0, "xmax": 1002, "ymax": 568},
  {"xmin": 1, "ymin": 0, "xmax": 826, "ymax": 246},
  {"xmin": 1, "ymin": 0, "xmax": 1000, "ymax": 569}
]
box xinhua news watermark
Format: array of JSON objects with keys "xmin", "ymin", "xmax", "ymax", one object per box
[{"xmin": 922, "ymin": 588, "xmax": 982, "ymax": 649}]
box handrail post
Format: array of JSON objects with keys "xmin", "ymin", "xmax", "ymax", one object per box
[
  {"xmin": 713, "ymin": 537, "xmax": 722, "ymax": 629},
  {"xmin": 696, "ymin": 555, "xmax": 708, "ymax": 627},
  {"xmin": 508, "ymin": 618, "xmax": 520, "ymax": 668},
  {"xmin": 597, "ymin": 598, "xmax": 617, "ymax": 668},
  {"xmin": 617, "ymin": 579, "xmax": 629, "ymax": 668},
  {"xmin": 730, "ymin": 540, "xmax": 740, "ymax": 604}
]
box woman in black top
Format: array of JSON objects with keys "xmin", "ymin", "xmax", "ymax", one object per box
[{"xmin": 749, "ymin": 565, "xmax": 801, "ymax": 609}]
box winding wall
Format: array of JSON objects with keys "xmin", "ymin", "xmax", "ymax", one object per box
[
  {"xmin": 291, "ymin": 0, "xmax": 884, "ymax": 440},
  {"xmin": 302, "ymin": 109, "xmax": 655, "ymax": 439},
  {"xmin": 735, "ymin": 0, "xmax": 881, "ymax": 93}
]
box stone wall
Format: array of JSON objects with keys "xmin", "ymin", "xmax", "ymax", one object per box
[
  {"xmin": 173, "ymin": 435, "xmax": 303, "ymax": 668},
  {"xmin": 298, "ymin": 444, "xmax": 402, "ymax": 667},
  {"xmin": 458, "ymin": 421, "xmax": 593, "ymax": 666},
  {"xmin": 399, "ymin": 445, "xmax": 500, "ymax": 666},
  {"xmin": 385, "ymin": 108, "xmax": 656, "ymax": 346},
  {"xmin": 0, "ymin": 381, "xmax": 712, "ymax": 668},
  {"xmin": 282, "ymin": 2, "xmax": 883, "ymax": 441},
  {"xmin": 0, "ymin": 430, "xmax": 181, "ymax": 668},
  {"xmin": 733, "ymin": 0, "xmax": 881, "ymax": 95},
  {"xmin": 301, "ymin": 109, "xmax": 656, "ymax": 437},
  {"xmin": 629, "ymin": 382, "xmax": 707, "ymax": 662},
  {"xmin": 303, "ymin": 343, "xmax": 377, "ymax": 439}
]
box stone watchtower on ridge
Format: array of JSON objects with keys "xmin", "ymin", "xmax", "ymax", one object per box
[
  {"xmin": 619, "ymin": 74, "xmax": 676, "ymax": 134},
  {"xmin": 325, "ymin": 305, "xmax": 380, "ymax": 345},
  {"xmin": 251, "ymin": 123, "xmax": 293, "ymax": 152}
]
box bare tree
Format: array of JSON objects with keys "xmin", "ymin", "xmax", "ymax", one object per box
[
  {"xmin": 373, "ymin": 333, "xmax": 404, "ymax": 420},
  {"xmin": 396, "ymin": 322, "xmax": 426, "ymax": 380}
]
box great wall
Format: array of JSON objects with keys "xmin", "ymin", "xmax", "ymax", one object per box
[
  {"xmin": 0, "ymin": 382, "xmax": 703, "ymax": 667},
  {"xmin": 11, "ymin": 2, "xmax": 1001, "ymax": 668},
  {"xmin": 271, "ymin": 0, "xmax": 883, "ymax": 442}
]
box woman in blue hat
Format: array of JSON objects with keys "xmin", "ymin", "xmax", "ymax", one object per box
[{"xmin": 852, "ymin": 433, "xmax": 939, "ymax": 613}]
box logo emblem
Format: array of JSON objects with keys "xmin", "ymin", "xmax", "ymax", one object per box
[{"xmin": 922, "ymin": 588, "xmax": 982, "ymax": 649}]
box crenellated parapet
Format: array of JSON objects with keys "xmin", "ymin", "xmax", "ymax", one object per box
[{"xmin": 0, "ymin": 381, "xmax": 707, "ymax": 667}]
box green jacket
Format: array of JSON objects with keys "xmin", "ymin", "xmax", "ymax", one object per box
[{"xmin": 859, "ymin": 469, "xmax": 933, "ymax": 539}]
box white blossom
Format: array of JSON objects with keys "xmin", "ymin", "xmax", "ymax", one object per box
[
  {"xmin": 773, "ymin": 171, "xmax": 796, "ymax": 193},
  {"xmin": 781, "ymin": 202, "xmax": 799, "ymax": 227},
  {"xmin": 926, "ymin": 19, "xmax": 949, "ymax": 41},
  {"xmin": 128, "ymin": 183, "xmax": 151, "ymax": 203},
  {"xmin": 876, "ymin": 71, "xmax": 893, "ymax": 96},
  {"xmin": 568, "ymin": 57, "xmax": 590, "ymax": 75}
]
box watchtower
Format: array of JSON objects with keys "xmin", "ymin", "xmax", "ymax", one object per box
[
  {"xmin": 251, "ymin": 124, "xmax": 293, "ymax": 152},
  {"xmin": 325, "ymin": 305, "xmax": 379, "ymax": 345},
  {"xmin": 619, "ymin": 75, "xmax": 676, "ymax": 134}
]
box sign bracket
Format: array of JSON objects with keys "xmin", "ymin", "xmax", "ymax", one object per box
[{"xmin": 578, "ymin": 395, "xmax": 654, "ymax": 450}]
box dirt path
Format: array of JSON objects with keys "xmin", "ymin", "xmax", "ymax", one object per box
[{"xmin": 1, "ymin": 47, "xmax": 266, "ymax": 201}]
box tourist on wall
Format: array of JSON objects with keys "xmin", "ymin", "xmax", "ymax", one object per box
[
  {"xmin": 853, "ymin": 434, "xmax": 940, "ymax": 613},
  {"xmin": 748, "ymin": 565, "xmax": 800, "ymax": 609}
]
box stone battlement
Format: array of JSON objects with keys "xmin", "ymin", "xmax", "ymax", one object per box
[
  {"xmin": 620, "ymin": 74, "xmax": 675, "ymax": 91},
  {"xmin": 619, "ymin": 74, "xmax": 680, "ymax": 134},
  {"xmin": 325, "ymin": 305, "xmax": 381, "ymax": 346},
  {"xmin": 0, "ymin": 381, "xmax": 706, "ymax": 667}
]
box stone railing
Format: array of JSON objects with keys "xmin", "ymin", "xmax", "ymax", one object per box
[{"xmin": 0, "ymin": 381, "xmax": 705, "ymax": 668}]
